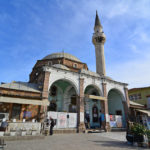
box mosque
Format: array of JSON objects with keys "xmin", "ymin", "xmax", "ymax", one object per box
[{"xmin": 0, "ymin": 12, "xmax": 130, "ymax": 133}]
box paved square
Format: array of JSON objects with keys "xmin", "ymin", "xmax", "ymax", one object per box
[{"xmin": 5, "ymin": 132, "xmax": 146, "ymax": 150}]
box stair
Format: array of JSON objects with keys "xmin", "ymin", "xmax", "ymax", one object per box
[
  {"xmin": 53, "ymin": 129, "xmax": 77, "ymax": 134},
  {"xmin": 111, "ymin": 128, "xmax": 126, "ymax": 132},
  {"xmin": 85, "ymin": 128, "xmax": 105, "ymax": 133}
]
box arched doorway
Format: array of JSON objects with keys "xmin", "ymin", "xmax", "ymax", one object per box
[
  {"xmin": 108, "ymin": 89, "xmax": 126, "ymax": 128},
  {"xmin": 47, "ymin": 79, "xmax": 78, "ymax": 129},
  {"xmin": 84, "ymin": 85, "xmax": 101, "ymax": 128}
]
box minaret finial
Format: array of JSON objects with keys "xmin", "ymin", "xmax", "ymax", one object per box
[{"xmin": 95, "ymin": 10, "xmax": 102, "ymax": 27}]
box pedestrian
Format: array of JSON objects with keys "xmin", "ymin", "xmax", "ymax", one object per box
[
  {"xmin": 1, "ymin": 118, "xmax": 8, "ymax": 132},
  {"xmin": 50, "ymin": 117, "xmax": 55, "ymax": 135},
  {"xmin": 86, "ymin": 114, "xmax": 90, "ymax": 129},
  {"xmin": 101, "ymin": 112, "xmax": 105, "ymax": 130},
  {"xmin": 99, "ymin": 110, "xmax": 102, "ymax": 129}
]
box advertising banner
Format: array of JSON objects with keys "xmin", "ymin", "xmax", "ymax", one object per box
[
  {"xmin": 57, "ymin": 112, "xmax": 67, "ymax": 128},
  {"xmin": 68, "ymin": 113, "xmax": 77, "ymax": 128},
  {"xmin": 48, "ymin": 111, "xmax": 57, "ymax": 119},
  {"xmin": 109, "ymin": 115, "xmax": 122, "ymax": 128},
  {"xmin": 115, "ymin": 115, "xmax": 122, "ymax": 128},
  {"xmin": 47, "ymin": 111, "xmax": 77, "ymax": 129}
]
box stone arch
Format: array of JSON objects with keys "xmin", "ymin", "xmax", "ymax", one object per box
[
  {"xmin": 107, "ymin": 88, "xmax": 125, "ymax": 101},
  {"xmin": 84, "ymin": 84, "xmax": 102, "ymax": 128},
  {"xmin": 63, "ymin": 85, "xmax": 77, "ymax": 112},
  {"xmin": 49, "ymin": 79, "xmax": 78, "ymax": 112},
  {"xmin": 107, "ymin": 88, "xmax": 126, "ymax": 128},
  {"xmin": 49, "ymin": 78, "xmax": 78, "ymax": 95},
  {"xmin": 84, "ymin": 84, "xmax": 102, "ymax": 96}
]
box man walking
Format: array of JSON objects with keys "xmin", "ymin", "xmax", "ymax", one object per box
[{"xmin": 50, "ymin": 117, "xmax": 55, "ymax": 135}]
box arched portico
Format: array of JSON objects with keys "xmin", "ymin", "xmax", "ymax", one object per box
[
  {"xmin": 107, "ymin": 88, "xmax": 126, "ymax": 128},
  {"xmin": 49, "ymin": 78, "xmax": 79, "ymax": 95},
  {"xmin": 48, "ymin": 79, "xmax": 78, "ymax": 112},
  {"xmin": 84, "ymin": 85, "xmax": 101, "ymax": 128}
]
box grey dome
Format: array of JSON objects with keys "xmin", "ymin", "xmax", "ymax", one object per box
[{"xmin": 43, "ymin": 52, "xmax": 81, "ymax": 62}]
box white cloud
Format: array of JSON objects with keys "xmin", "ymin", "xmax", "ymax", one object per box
[
  {"xmin": 108, "ymin": 55, "xmax": 150, "ymax": 88},
  {"xmin": 129, "ymin": 44, "xmax": 141, "ymax": 54}
]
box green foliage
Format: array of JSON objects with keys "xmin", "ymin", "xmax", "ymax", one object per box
[
  {"xmin": 131, "ymin": 123, "xmax": 147, "ymax": 136},
  {"xmin": 146, "ymin": 129, "xmax": 150, "ymax": 140}
]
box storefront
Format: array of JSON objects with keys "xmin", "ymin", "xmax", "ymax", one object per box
[
  {"xmin": 0, "ymin": 82, "xmax": 49, "ymax": 136},
  {"xmin": 129, "ymin": 101, "xmax": 150, "ymax": 129}
]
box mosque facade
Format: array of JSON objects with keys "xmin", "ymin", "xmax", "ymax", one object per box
[{"xmin": 0, "ymin": 12, "xmax": 130, "ymax": 133}]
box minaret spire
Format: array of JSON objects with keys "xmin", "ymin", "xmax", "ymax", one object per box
[{"xmin": 95, "ymin": 10, "xmax": 102, "ymax": 27}]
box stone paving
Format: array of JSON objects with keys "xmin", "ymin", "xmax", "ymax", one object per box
[
  {"xmin": 93, "ymin": 131, "xmax": 127, "ymax": 141},
  {"xmin": 4, "ymin": 132, "xmax": 148, "ymax": 150}
]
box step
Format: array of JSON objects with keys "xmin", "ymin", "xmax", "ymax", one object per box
[
  {"xmin": 85, "ymin": 129, "xmax": 105, "ymax": 133},
  {"xmin": 111, "ymin": 128, "xmax": 126, "ymax": 132},
  {"xmin": 53, "ymin": 129, "xmax": 77, "ymax": 134}
]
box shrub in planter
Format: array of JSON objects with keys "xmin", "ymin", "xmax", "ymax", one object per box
[
  {"xmin": 131, "ymin": 123, "xmax": 146, "ymax": 143},
  {"xmin": 126, "ymin": 133, "xmax": 134, "ymax": 144},
  {"xmin": 146, "ymin": 129, "xmax": 150, "ymax": 147}
]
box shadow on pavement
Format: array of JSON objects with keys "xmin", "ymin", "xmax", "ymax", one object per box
[{"xmin": 90, "ymin": 140, "xmax": 138, "ymax": 149}]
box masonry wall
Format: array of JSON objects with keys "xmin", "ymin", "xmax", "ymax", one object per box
[{"xmin": 0, "ymin": 103, "xmax": 10, "ymax": 113}]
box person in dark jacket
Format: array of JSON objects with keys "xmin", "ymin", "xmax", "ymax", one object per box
[
  {"xmin": 99, "ymin": 110, "xmax": 102, "ymax": 129},
  {"xmin": 50, "ymin": 117, "xmax": 55, "ymax": 135},
  {"xmin": 0, "ymin": 118, "xmax": 8, "ymax": 131}
]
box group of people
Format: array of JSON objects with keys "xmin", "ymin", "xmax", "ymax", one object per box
[{"xmin": 85, "ymin": 110, "xmax": 105, "ymax": 129}]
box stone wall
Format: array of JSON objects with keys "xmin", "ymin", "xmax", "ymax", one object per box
[{"xmin": 0, "ymin": 103, "xmax": 10, "ymax": 113}]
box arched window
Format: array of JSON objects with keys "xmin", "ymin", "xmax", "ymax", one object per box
[
  {"xmin": 48, "ymin": 100, "xmax": 57, "ymax": 111},
  {"xmin": 50, "ymin": 86, "xmax": 57, "ymax": 96},
  {"xmin": 69, "ymin": 95, "xmax": 77, "ymax": 112}
]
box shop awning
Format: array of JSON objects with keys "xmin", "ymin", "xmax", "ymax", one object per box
[
  {"xmin": 0, "ymin": 96, "xmax": 49, "ymax": 106},
  {"xmin": 130, "ymin": 101, "xmax": 144, "ymax": 107},
  {"xmin": 137, "ymin": 109, "xmax": 150, "ymax": 116},
  {"xmin": 85, "ymin": 94, "xmax": 107, "ymax": 101}
]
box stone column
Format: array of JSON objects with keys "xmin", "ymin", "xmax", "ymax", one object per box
[
  {"xmin": 9, "ymin": 103, "xmax": 13, "ymax": 120},
  {"xmin": 77, "ymin": 78, "xmax": 85, "ymax": 132},
  {"xmin": 123, "ymin": 87, "xmax": 130, "ymax": 122},
  {"xmin": 41, "ymin": 71, "xmax": 50, "ymax": 122},
  {"xmin": 124, "ymin": 88, "xmax": 130, "ymax": 108},
  {"xmin": 100, "ymin": 82, "xmax": 110, "ymax": 132},
  {"xmin": 42, "ymin": 71, "xmax": 50, "ymax": 99}
]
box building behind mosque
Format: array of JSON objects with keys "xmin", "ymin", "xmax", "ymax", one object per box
[{"xmin": 0, "ymin": 12, "xmax": 130, "ymax": 135}]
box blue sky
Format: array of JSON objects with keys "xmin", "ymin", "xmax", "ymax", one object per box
[{"xmin": 0, "ymin": 0, "xmax": 150, "ymax": 88}]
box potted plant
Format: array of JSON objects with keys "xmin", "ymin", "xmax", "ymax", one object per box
[
  {"xmin": 131, "ymin": 123, "xmax": 146, "ymax": 146},
  {"xmin": 146, "ymin": 129, "xmax": 150, "ymax": 147},
  {"xmin": 126, "ymin": 122, "xmax": 134, "ymax": 144}
]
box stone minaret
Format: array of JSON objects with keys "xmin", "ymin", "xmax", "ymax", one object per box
[{"xmin": 92, "ymin": 11, "xmax": 106, "ymax": 76}]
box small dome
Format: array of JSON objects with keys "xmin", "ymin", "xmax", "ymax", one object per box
[{"xmin": 43, "ymin": 52, "xmax": 81, "ymax": 62}]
